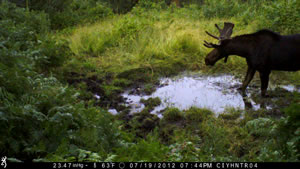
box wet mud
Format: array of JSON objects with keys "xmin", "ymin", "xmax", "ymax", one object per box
[{"xmin": 109, "ymin": 72, "xmax": 300, "ymax": 117}]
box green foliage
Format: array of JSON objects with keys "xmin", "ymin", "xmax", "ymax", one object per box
[
  {"xmin": 2, "ymin": 0, "xmax": 300, "ymax": 163},
  {"xmin": 140, "ymin": 97, "xmax": 161, "ymax": 111},
  {"xmin": 246, "ymin": 118, "xmax": 276, "ymax": 137},
  {"xmin": 201, "ymin": 0, "xmax": 247, "ymax": 19},
  {"xmin": 0, "ymin": 76, "xmax": 120, "ymax": 160},
  {"xmin": 163, "ymin": 107, "xmax": 184, "ymax": 122},
  {"xmin": 0, "ymin": 1, "xmax": 50, "ymax": 34},
  {"xmin": 168, "ymin": 133, "xmax": 201, "ymax": 162},
  {"xmin": 37, "ymin": 36, "xmax": 70, "ymax": 71},
  {"xmin": 127, "ymin": 110, "xmax": 160, "ymax": 138},
  {"xmin": 258, "ymin": 0, "xmax": 300, "ymax": 34},
  {"xmin": 0, "ymin": 1, "xmax": 69, "ymax": 73},
  {"xmin": 0, "ymin": 1, "xmax": 119, "ymax": 161},
  {"xmin": 185, "ymin": 107, "xmax": 213, "ymax": 123},
  {"xmin": 8, "ymin": 0, "xmax": 113, "ymax": 29},
  {"xmin": 218, "ymin": 109, "xmax": 242, "ymax": 121},
  {"xmin": 102, "ymin": 0, "xmax": 139, "ymax": 13},
  {"xmin": 114, "ymin": 130, "xmax": 169, "ymax": 161},
  {"xmin": 50, "ymin": 0, "xmax": 112, "ymax": 29},
  {"xmin": 245, "ymin": 96, "xmax": 300, "ymax": 161}
]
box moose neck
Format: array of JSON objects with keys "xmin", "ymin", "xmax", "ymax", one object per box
[{"xmin": 225, "ymin": 36, "xmax": 255, "ymax": 58}]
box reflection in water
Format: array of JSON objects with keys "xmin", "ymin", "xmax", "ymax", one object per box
[
  {"xmin": 109, "ymin": 73, "xmax": 299, "ymax": 116},
  {"xmin": 122, "ymin": 74, "xmax": 255, "ymax": 115}
]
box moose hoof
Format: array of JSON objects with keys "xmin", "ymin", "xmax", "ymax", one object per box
[
  {"xmin": 237, "ymin": 87, "xmax": 246, "ymax": 97},
  {"xmin": 261, "ymin": 93, "xmax": 270, "ymax": 98}
]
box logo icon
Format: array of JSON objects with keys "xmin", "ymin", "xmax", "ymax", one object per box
[{"xmin": 1, "ymin": 156, "xmax": 7, "ymax": 168}]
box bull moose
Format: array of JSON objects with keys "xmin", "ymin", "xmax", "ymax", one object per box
[{"xmin": 204, "ymin": 22, "xmax": 300, "ymax": 97}]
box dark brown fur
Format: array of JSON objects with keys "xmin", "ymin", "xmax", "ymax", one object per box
[{"xmin": 205, "ymin": 29, "xmax": 300, "ymax": 97}]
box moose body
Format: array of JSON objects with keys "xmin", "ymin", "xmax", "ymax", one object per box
[{"xmin": 204, "ymin": 23, "xmax": 300, "ymax": 97}]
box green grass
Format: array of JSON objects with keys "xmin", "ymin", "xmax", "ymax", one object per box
[
  {"xmin": 67, "ymin": 7, "xmax": 300, "ymax": 87},
  {"xmin": 67, "ymin": 1, "xmax": 300, "ymax": 85},
  {"xmin": 67, "ymin": 13, "xmax": 256, "ymax": 77},
  {"xmin": 62, "ymin": 3, "xmax": 300, "ymax": 162},
  {"xmin": 2, "ymin": 0, "xmax": 300, "ymax": 162}
]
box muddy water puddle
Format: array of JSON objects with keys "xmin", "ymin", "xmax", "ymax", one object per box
[{"xmin": 109, "ymin": 73, "xmax": 299, "ymax": 116}]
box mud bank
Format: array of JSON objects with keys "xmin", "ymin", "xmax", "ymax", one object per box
[{"xmin": 109, "ymin": 72, "xmax": 299, "ymax": 116}]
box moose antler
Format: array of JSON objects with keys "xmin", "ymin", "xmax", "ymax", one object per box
[
  {"xmin": 205, "ymin": 22, "xmax": 235, "ymax": 41},
  {"xmin": 203, "ymin": 40, "xmax": 217, "ymax": 48},
  {"xmin": 204, "ymin": 22, "xmax": 234, "ymax": 48}
]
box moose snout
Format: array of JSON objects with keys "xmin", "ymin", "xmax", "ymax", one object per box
[
  {"xmin": 205, "ymin": 58, "xmax": 209, "ymax": 65},
  {"xmin": 205, "ymin": 58, "xmax": 214, "ymax": 66}
]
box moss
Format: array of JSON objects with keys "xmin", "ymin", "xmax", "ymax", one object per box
[
  {"xmin": 112, "ymin": 78, "xmax": 133, "ymax": 88},
  {"xmin": 140, "ymin": 97, "xmax": 161, "ymax": 111},
  {"xmin": 102, "ymin": 85, "xmax": 122, "ymax": 98},
  {"xmin": 185, "ymin": 107, "xmax": 214, "ymax": 123},
  {"xmin": 162, "ymin": 107, "xmax": 184, "ymax": 122},
  {"xmin": 117, "ymin": 68, "xmax": 155, "ymax": 83},
  {"xmin": 143, "ymin": 83, "xmax": 156, "ymax": 95},
  {"xmin": 159, "ymin": 123, "xmax": 181, "ymax": 143},
  {"xmin": 128, "ymin": 109, "xmax": 160, "ymax": 137},
  {"xmin": 218, "ymin": 108, "xmax": 242, "ymax": 121}
]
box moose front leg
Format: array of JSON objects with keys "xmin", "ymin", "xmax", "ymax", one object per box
[
  {"xmin": 259, "ymin": 70, "xmax": 271, "ymax": 97},
  {"xmin": 239, "ymin": 67, "xmax": 256, "ymax": 96}
]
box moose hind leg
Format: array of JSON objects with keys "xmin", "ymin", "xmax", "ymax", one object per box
[
  {"xmin": 259, "ymin": 71, "xmax": 271, "ymax": 97},
  {"xmin": 239, "ymin": 67, "xmax": 256, "ymax": 96}
]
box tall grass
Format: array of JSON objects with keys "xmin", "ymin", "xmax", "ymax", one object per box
[
  {"xmin": 69, "ymin": 0, "xmax": 300, "ymax": 84},
  {"xmin": 2, "ymin": 0, "xmax": 299, "ymax": 162},
  {"xmin": 68, "ymin": 12, "xmax": 258, "ymax": 79}
]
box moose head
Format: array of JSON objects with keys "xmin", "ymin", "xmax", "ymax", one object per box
[{"xmin": 204, "ymin": 22, "xmax": 235, "ymax": 66}]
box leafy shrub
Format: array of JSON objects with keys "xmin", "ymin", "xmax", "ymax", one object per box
[
  {"xmin": 168, "ymin": 138, "xmax": 200, "ymax": 161},
  {"xmin": 0, "ymin": 77, "xmax": 119, "ymax": 160},
  {"xmin": 201, "ymin": 0, "xmax": 248, "ymax": 19},
  {"xmin": 52, "ymin": 1, "xmax": 113, "ymax": 29},
  {"xmin": 136, "ymin": 0, "xmax": 167, "ymax": 10},
  {"xmin": 101, "ymin": 0, "xmax": 139, "ymax": 13},
  {"xmin": 140, "ymin": 97, "xmax": 161, "ymax": 110},
  {"xmin": 114, "ymin": 131, "xmax": 169, "ymax": 161},
  {"xmin": 163, "ymin": 107, "xmax": 183, "ymax": 122},
  {"xmin": 0, "ymin": 2, "xmax": 120, "ymax": 161},
  {"xmin": 113, "ymin": 15, "xmax": 149, "ymax": 41},
  {"xmin": 246, "ymin": 118, "xmax": 276, "ymax": 137},
  {"xmin": 185, "ymin": 107, "xmax": 213, "ymax": 123},
  {"xmin": 218, "ymin": 108, "xmax": 241, "ymax": 121},
  {"xmin": 36, "ymin": 36, "xmax": 70, "ymax": 71},
  {"xmin": 245, "ymin": 95, "xmax": 300, "ymax": 161},
  {"xmin": 258, "ymin": 0, "xmax": 300, "ymax": 34},
  {"xmin": 7, "ymin": 0, "xmax": 113, "ymax": 29},
  {"xmin": 0, "ymin": 1, "xmax": 50, "ymax": 34}
]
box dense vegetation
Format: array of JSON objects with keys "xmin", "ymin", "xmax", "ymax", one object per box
[{"xmin": 1, "ymin": 0, "xmax": 299, "ymax": 162}]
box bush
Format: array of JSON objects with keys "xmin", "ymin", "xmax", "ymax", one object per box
[
  {"xmin": 102, "ymin": 0, "xmax": 139, "ymax": 13},
  {"xmin": 51, "ymin": 0, "xmax": 113, "ymax": 29},
  {"xmin": 163, "ymin": 108, "xmax": 184, "ymax": 122},
  {"xmin": 0, "ymin": 1, "xmax": 50, "ymax": 34},
  {"xmin": 114, "ymin": 131, "xmax": 169, "ymax": 161},
  {"xmin": 0, "ymin": 77, "xmax": 120, "ymax": 161},
  {"xmin": 201, "ymin": 0, "xmax": 248, "ymax": 19},
  {"xmin": 7, "ymin": 0, "xmax": 113, "ymax": 29},
  {"xmin": 258, "ymin": 0, "xmax": 300, "ymax": 34},
  {"xmin": 185, "ymin": 107, "xmax": 213, "ymax": 123},
  {"xmin": 0, "ymin": 2, "xmax": 120, "ymax": 161}
]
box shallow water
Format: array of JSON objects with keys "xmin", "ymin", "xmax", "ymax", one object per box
[{"xmin": 108, "ymin": 73, "xmax": 299, "ymax": 116}]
